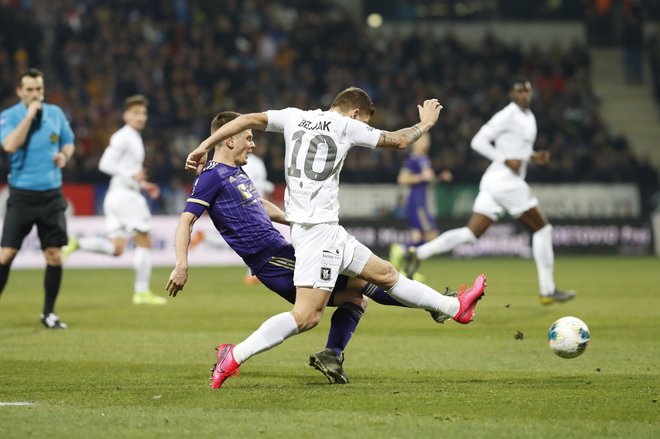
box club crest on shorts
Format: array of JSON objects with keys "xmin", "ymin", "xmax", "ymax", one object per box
[{"xmin": 320, "ymin": 267, "xmax": 332, "ymax": 281}]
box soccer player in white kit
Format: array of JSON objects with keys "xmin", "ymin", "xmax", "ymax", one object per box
[
  {"xmin": 406, "ymin": 79, "xmax": 575, "ymax": 305},
  {"xmin": 185, "ymin": 87, "xmax": 487, "ymax": 389},
  {"xmin": 62, "ymin": 95, "xmax": 167, "ymax": 305}
]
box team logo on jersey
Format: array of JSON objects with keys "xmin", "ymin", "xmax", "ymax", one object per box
[
  {"xmin": 320, "ymin": 267, "xmax": 332, "ymax": 281},
  {"xmin": 236, "ymin": 183, "xmax": 253, "ymax": 201},
  {"xmin": 50, "ymin": 133, "xmax": 59, "ymax": 144}
]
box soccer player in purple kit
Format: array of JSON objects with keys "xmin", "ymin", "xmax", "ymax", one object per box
[
  {"xmin": 184, "ymin": 88, "xmax": 487, "ymax": 390},
  {"xmin": 167, "ymin": 111, "xmax": 416, "ymax": 384},
  {"xmin": 389, "ymin": 133, "xmax": 452, "ymax": 276},
  {"xmin": 399, "ymin": 133, "xmax": 441, "ymax": 246}
]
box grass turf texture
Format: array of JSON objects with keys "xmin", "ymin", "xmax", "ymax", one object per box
[{"xmin": 0, "ymin": 256, "xmax": 658, "ymax": 438}]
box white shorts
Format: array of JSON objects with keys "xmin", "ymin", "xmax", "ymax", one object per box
[
  {"xmin": 473, "ymin": 180, "xmax": 538, "ymax": 220},
  {"xmin": 290, "ymin": 222, "xmax": 372, "ymax": 292},
  {"xmin": 103, "ymin": 188, "xmax": 151, "ymax": 237}
]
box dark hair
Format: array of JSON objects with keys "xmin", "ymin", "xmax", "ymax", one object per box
[
  {"xmin": 210, "ymin": 111, "xmax": 241, "ymax": 134},
  {"xmin": 510, "ymin": 77, "xmax": 531, "ymax": 90},
  {"xmin": 124, "ymin": 94, "xmax": 149, "ymax": 110},
  {"xmin": 330, "ymin": 86, "xmax": 375, "ymax": 116},
  {"xmin": 17, "ymin": 68, "xmax": 44, "ymax": 86}
]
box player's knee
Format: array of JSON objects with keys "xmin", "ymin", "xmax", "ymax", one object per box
[
  {"xmin": 0, "ymin": 248, "xmax": 18, "ymax": 265},
  {"xmin": 292, "ymin": 309, "xmax": 322, "ymax": 332},
  {"xmin": 112, "ymin": 242, "xmax": 125, "ymax": 256},
  {"xmin": 377, "ymin": 261, "xmax": 400, "ymax": 290},
  {"xmin": 362, "ymin": 260, "xmax": 399, "ymax": 290},
  {"xmin": 297, "ymin": 316, "xmax": 321, "ymax": 332},
  {"xmin": 43, "ymin": 248, "xmax": 62, "ymax": 265}
]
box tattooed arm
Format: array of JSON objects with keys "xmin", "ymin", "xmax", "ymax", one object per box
[{"xmin": 377, "ymin": 99, "xmax": 443, "ymax": 150}]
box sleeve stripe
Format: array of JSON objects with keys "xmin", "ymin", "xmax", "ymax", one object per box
[{"xmin": 187, "ymin": 198, "xmax": 210, "ymax": 207}]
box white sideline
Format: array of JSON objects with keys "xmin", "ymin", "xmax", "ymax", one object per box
[{"xmin": 0, "ymin": 402, "xmax": 35, "ymax": 406}]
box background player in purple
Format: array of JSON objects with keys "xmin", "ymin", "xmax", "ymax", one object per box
[
  {"xmin": 401, "ymin": 133, "xmax": 440, "ymax": 246},
  {"xmin": 390, "ymin": 134, "xmax": 452, "ymax": 276},
  {"xmin": 166, "ymin": 111, "xmax": 418, "ymax": 384}
]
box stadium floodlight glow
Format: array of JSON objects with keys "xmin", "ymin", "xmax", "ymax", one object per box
[{"xmin": 366, "ymin": 13, "xmax": 383, "ymax": 28}]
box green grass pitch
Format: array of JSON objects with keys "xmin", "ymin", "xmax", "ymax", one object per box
[{"xmin": 0, "ymin": 256, "xmax": 658, "ymax": 438}]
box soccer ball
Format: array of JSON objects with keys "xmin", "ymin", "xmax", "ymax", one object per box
[{"xmin": 547, "ymin": 316, "xmax": 590, "ymax": 359}]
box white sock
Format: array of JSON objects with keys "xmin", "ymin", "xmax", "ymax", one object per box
[
  {"xmin": 133, "ymin": 247, "xmax": 152, "ymax": 293},
  {"xmin": 416, "ymin": 227, "xmax": 477, "ymax": 260},
  {"xmin": 78, "ymin": 237, "xmax": 116, "ymax": 255},
  {"xmin": 387, "ymin": 275, "xmax": 459, "ymax": 316},
  {"xmin": 533, "ymin": 224, "xmax": 556, "ymax": 296},
  {"xmin": 232, "ymin": 312, "xmax": 299, "ymax": 364}
]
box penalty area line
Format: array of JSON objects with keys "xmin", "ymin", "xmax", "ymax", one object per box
[{"xmin": 0, "ymin": 402, "xmax": 36, "ymax": 406}]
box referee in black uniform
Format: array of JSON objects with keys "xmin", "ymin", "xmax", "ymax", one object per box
[{"xmin": 0, "ymin": 69, "xmax": 75, "ymax": 329}]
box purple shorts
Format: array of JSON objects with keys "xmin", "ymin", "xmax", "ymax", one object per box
[{"xmin": 407, "ymin": 204, "xmax": 437, "ymax": 234}]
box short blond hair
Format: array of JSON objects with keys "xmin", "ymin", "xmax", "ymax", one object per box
[{"xmin": 124, "ymin": 94, "xmax": 149, "ymax": 110}]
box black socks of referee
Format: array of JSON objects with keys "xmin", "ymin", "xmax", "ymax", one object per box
[
  {"xmin": 43, "ymin": 265, "xmax": 62, "ymax": 315},
  {"xmin": 0, "ymin": 263, "xmax": 9, "ymax": 297}
]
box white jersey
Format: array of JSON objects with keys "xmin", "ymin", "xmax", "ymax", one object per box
[
  {"xmin": 266, "ymin": 108, "xmax": 381, "ymax": 224},
  {"xmin": 471, "ymin": 102, "xmax": 537, "ymax": 192},
  {"xmin": 98, "ymin": 124, "xmax": 145, "ymax": 192},
  {"xmin": 242, "ymin": 153, "xmax": 274, "ymax": 196}
]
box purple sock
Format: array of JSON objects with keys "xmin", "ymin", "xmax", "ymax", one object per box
[
  {"xmin": 360, "ymin": 283, "xmax": 407, "ymax": 307},
  {"xmin": 326, "ymin": 303, "xmax": 364, "ymax": 356}
]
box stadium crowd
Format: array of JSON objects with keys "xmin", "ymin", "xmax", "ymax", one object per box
[{"xmin": 0, "ymin": 0, "xmax": 658, "ymax": 213}]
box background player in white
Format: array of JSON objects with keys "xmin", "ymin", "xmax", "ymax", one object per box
[
  {"xmin": 186, "ymin": 87, "xmax": 487, "ymax": 389},
  {"xmin": 62, "ymin": 95, "xmax": 167, "ymax": 305},
  {"xmin": 242, "ymin": 140, "xmax": 274, "ymax": 198},
  {"xmin": 406, "ymin": 78, "xmax": 574, "ymax": 305}
]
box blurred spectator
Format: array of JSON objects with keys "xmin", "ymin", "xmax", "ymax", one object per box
[
  {"xmin": 622, "ymin": 0, "xmax": 644, "ymax": 84},
  {"xmin": 0, "ymin": 0, "xmax": 657, "ymax": 216}
]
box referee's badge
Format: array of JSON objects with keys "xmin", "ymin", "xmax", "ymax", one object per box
[
  {"xmin": 50, "ymin": 133, "xmax": 59, "ymax": 144},
  {"xmin": 320, "ymin": 267, "xmax": 331, "ymax": 281}
]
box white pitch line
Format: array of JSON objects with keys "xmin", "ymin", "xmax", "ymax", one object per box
[{"xmin": 0, "ymin": 402, "xmax": 35, "ymax": 406}]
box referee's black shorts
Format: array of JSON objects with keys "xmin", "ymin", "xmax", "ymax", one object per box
[{"xmin": 1, "ymin": 187, "xmax": 68, "ymax": 250}]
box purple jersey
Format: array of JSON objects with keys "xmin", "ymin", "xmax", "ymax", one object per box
[
  {"xmin": 403, "ymin": 154, "xmax": 437, "ymax": 234},
  {"xmin": 184, "ymin": 161, "xmax": 289, "ymax": 273},
  {"xmin": 403, "ymin": 155, "xmax": 431, "ymax": 210}
]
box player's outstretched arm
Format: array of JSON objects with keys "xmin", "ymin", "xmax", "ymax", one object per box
[
  {"xmin": 377, "ymin": 99, "xmax": 443, "ymax": 150},
  {"xmin": 185, "ymin": 112, "xmax": 269, "ymax": 171},
  {"xmin": 166, "ymin": 212, "xmax": 198, "ymax": 297}
]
